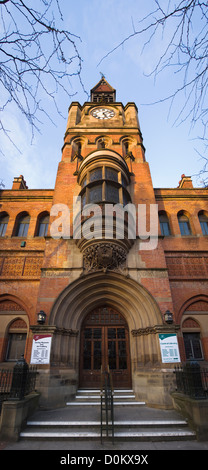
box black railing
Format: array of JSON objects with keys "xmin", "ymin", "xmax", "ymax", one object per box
[
  {"xmin": 174, "ymin": 362, "xmax": 208, "ymax": 399},
  {"xmin": 100, "ymin": 366, "xmax": 114, "ymax": 444},
  {"xmin": 0, "ymin": 356, "xmax": 37, "ymax": 412}
]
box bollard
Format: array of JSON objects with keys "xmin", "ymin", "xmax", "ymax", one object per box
[{"xmin": 10, "ymin": 354, "xmax": 29, "ymax": 400}]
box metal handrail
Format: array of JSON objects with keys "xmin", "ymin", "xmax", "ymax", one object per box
[{"xmin": 100, "ymin": 366, "xmax": 114, "ymax": 444}]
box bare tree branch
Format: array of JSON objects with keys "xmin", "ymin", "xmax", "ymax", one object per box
[
  {"xmin": 99, "ymin": 1, "xmax": 208, "ymax": 135},
  {"xmin": 0, "ymin": 0, "xmax": 87, "ymax": 150},
  {"xmin": 99, "ymin": 0, "xmax": 208, "ymax": 183}
]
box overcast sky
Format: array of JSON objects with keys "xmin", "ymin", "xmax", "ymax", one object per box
[{"xmin": 0, "ymin": 0, "xmax": 205, "ymax": 190}]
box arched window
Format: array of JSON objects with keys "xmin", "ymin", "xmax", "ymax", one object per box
[
  {"xmin": 159, "ymin": 212, "xmax": 171, "ymax": 236},
  {"xmin": 182, "ymin": 318, "xmax": 203, "ymax": 361},
  {"xmin": 6, "ymin": 318, "xmax": 27, "ymax": 361},
  {"xmin": 198, "ymin": 211, "xmax": 208, "ymax": 235},
  {"xmin": 37, "ymin": 214, "xmax": 49, "ymax": 237},
  {"xmin": 177, "ymin": 212, "xmax": 192, "ymax": 236},
  {"xmin": 15, "ymin": 213, "xmax": 30, "ymax": 237},
  {"xmin": 71, "ymin": 138, "xmax": 82, "ymax": 161},
  {"xmin": 0, "ymin": 213, "xmax": 9, "ymax": 237}
]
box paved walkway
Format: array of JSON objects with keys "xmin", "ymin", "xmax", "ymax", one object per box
[{"xmin": 1, "ymin": 437, "xmax": 208, "ymax": 450}]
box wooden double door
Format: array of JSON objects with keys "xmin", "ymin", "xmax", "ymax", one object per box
[{"xmin": 79, "ymin": 307, "xmax": 131, "ymax": 389}]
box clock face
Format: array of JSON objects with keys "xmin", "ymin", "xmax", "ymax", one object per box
[{"xmin": 91, "ymin": 108, "xmax": 115, "ymax": 120}]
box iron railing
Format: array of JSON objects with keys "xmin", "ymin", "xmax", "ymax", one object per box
[
  {"xmin": 0, "ymin": 356, "xmax": 37, "ymax": 412},
  {"xmin": 100, "ymin": 366, "xmax": 114, "ymax": 444},
  {"xmin": 0, "ymin": 368, "xmax": 13, "ymax": 409},
  {"xmin": 174, "ymin": 362, "xmax": 208, "ymax": 399}
]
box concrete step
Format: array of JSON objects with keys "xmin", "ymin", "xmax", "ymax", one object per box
[
  {"xmin": 20, "ymin": 430, "xmax": 196, "ymax": 441},
  {"xmin": 25, "ymin": 419, "xmax": 189, "ymax": 428},
  {"xmin": 20, "ymin": 406, "xmax": 196, "ymax": 441},
  {"xmin": 20, "ymin": 420, "xmax": 196, "ymax": 441},
  {"xmin": 19, "ymin": 390, "xmax": 197, "ymax": 442},
  {"xmin": 67, "ymin": 388, "xmax": 145, "ymax": 406}
]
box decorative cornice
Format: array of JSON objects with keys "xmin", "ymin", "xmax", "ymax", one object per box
[
  {"xmin": 30, "ymin": 325, "xmax": 57, "ymax": 335},
  {"xmin": 30, "ymin": 325, "xmax": 79, "ymax": 336},
  {"xmin": 131, "ymin": 324, "xmax": 180, "ymax": 336},
  {"xmin": 55, "ymin": 327, "xmax": 79, "ymax": 337}
]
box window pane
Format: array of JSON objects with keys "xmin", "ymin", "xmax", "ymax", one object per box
[
  {"xmin": 38, "ymin": 222, "xmax": 48, "ymax": 236},
  {"xmin": 6, "ymin": 333, "xmax": 26, "ymax": 361},
  {"xmin": 82, "ymin": 192, "xmax": 87, "ymax": 207},
  {"xmin": 160, "ymin": 221, "xmax": 170, "ymax": 236},
  {"xmin": 83, "ymin": 341, "xmax": 91, "ymax": 369},
  {"xmin": 89, "ymin": 168, "xmax": 102, "ymax": 182},
  {"xmin": 122, "ymin": 190, "xmax": 130, "ymax": 206},
  {"xmin": 106, "ymin": 167, "xmax": 118, "ymax": 182},
  {"xmin": 89, "ymin": 185, "xmax": 102, "ymax": 203},
  {"xmin": 118, "ymin": 341, "xmax": 127, "ymax": 369},
  {"xmin": 106, "ymin": 184, "xmax": 119, "ymax": 203},
  {"xmin": 16, "ymin": 216, "xmax": 30, "ymax": 237},
  {"xmin": 22, "ymin": 223, "xmax": 29, "ymax": 237},
  {"xmin": 93, "ymin": 341, "xmax": 102, "ymax": 369},
  {"xmin": 200, "ymin": 221, "xmax": 208, "ymax": 235},
  {"xmin": 93, "ymin": 328, "xmax": 102, "ymax": 339},
  {"xmin": 179, "ymin": 221, "xmax": 191, "ymax": 235},
  {"xmin": 108, "ymin": 341, "xmax": 116, "ymax": 369},
  {"xmin": 117, "ymin": 328, "xmax": 125, "ymax": 339},
  {"xmin": 192, "ymin": 339, "xmax": 203, "ymax": 359},
  {"xmin": 121, "ymin": 174, "xmax": 127, "ymax": 188},
  {"xmin": 108, "ymin": 328, "xmax": 116, "ymax": 339},
  {"xmin": 0, "ymin": 222, "xmax": 8, "ymax": 236},
  {"xmin": 0, "ymin": 216, "xmax": 9, "ymax": 236},
  {"xmin": 17, "ymin": 223, "xmax": 24, "ymax": 237},
  {"xmin": 183, "ymin": 333, "xmax": 203, "ymax": 360}
]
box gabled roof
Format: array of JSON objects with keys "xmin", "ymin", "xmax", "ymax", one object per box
[{"xmin": 91, "ymin": 77, "xmax": 116, "ymax": 93}]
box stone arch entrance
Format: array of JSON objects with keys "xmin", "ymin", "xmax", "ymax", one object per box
[
  {"xmin": 49, "ymin": 272, "xmax": 163, "ymax": 394},
  {"xmin": 79, "ymin": 306, "xmax": 131, "ymax": 389}
]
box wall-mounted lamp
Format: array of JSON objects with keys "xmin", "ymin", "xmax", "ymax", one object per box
[
  {"xmin": 37, "ymin": 310, "xmax": 46, "ymax": 325},
  {"xmin": 164, "ymin": 310, "xmax": 173, "ymax": 324}
]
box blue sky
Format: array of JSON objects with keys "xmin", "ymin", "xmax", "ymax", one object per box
[{"xmin": 0, "ymin": 0, "xmax": 205, "ymax": 189}]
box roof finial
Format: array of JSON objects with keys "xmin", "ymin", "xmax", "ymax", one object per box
[{"xmin": 99, "ymin": 72, "xmax": 105, "ymax": 79}]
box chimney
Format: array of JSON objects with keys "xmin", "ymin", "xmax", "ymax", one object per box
[
  {"xmin": 177, "ymin": 174, "xmax": 193, "ymax": 189},
  {"xmin": 12, "ymin": 175, "xmax": 28, "ymax": 190}
]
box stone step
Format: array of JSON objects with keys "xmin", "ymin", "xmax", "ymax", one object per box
[
  {"xmin": 26, "ymin": 419, "xmax": 188, "ymax": 428},
  {"xmin": 19, "ymin": 390, "xmax": 197, "ymax": 442},
  {"xmin": 20, "ymin": 415, "xmax": 196, "ymax": 441},
  {"xmin": 67, "ymin": 388, "xmax": 144, "ymax": 406},
  {"xmin": 67, "ymin": 401, "xmax": 145, "ymax": 406},
  {"xmin": 20, "ymin": 428, "xmax": 196, "ymax": 441}
]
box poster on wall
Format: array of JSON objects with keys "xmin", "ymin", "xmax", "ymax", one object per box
[
  {"xmin": 30, "ymin": 334, "xmax": 52, "ymax": 364},
  {"xmin": 159, "ymin": 333, "xmax": 181, "ymax": 363}
]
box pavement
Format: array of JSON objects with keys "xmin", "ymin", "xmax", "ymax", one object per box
[{"xmin": 1, "ymin": 437, "xmax": 208, "ymax": 451}]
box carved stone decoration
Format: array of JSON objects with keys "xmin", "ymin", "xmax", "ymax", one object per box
[
  {"xmin": 83, "ymin": 243, "xmax": 127, "ymax": 273},
  {"xmin": 131, "ymin": 324, "xmax": 180, "ymax": 337}
]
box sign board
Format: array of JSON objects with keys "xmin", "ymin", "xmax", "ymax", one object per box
[
  {"xmin": 159, "ymin": 333, "xmax": 181, "ymax": 363},
  {"xmin": 30, "ymin": 334, "xmax": 52, "ymax": 364}
]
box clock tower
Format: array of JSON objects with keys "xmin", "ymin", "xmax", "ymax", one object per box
[
  {"xmin": 43, "ymin": 77, "xmax": 175, "ymax": 404},
  {"xmin": 53, "ymin": 76, "xmax": 147, "ymax": 210}
]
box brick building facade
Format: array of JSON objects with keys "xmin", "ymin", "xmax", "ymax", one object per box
[{"xmin": 0, "ymin": 78, "xmax": 208, "ymax": 408}]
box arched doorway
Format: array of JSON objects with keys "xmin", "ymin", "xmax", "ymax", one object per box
[{"xmin": 79, "ymin": 306, "xmax": 131, "ymax": 389}]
